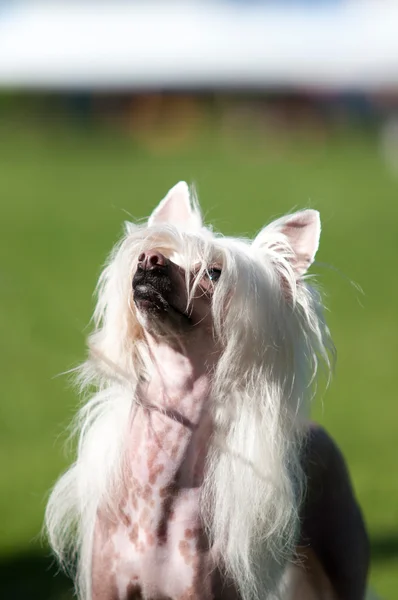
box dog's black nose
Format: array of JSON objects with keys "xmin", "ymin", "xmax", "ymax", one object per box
[{"xmin": 138, "ymin": 250, "xmax": 167, "ymax": 271}]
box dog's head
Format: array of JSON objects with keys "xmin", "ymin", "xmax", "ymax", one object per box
[{"xmin": 88, "ymin": 182, "xmax": 330, "ymax": 386}]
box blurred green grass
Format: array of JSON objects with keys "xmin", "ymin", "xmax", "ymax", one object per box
[{"xmin": 0, "ymin": 119, "xmax": 397, "ymax": 599}]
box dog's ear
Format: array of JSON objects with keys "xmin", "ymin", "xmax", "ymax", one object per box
[
  {"xmin": 254, "ymin": 210, "xmax": 320, "ymax": 277},
  {"xmin": 148, "ymin": 182, "xmax": 202, "ymax": 230}
]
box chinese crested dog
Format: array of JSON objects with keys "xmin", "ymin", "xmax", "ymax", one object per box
[{"xmin": 46, "ymin": 183, "xmax": 369, "ymax": 600}]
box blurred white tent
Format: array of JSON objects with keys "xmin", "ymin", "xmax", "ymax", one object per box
[{"xmin": 0, "ymin": 0, "xmax": 398, "ymax": 90}]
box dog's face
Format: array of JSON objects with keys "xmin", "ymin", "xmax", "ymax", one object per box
[{"xmin": 132, "ymin": 247, "xmax": 221, "ymax": 336}]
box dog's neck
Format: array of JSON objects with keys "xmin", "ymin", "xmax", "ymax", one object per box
[
  {"xmin": 139, "ymin": 332, "xmax": 213, "ymax": 419},
  {"xmin": 125, "ymin": 331, "xmax": 215, "ymax": 492}
]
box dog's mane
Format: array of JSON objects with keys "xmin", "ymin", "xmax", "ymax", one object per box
[{"xmin": 45, "ymin": 218, "xmax": 333, "ymax": 600}]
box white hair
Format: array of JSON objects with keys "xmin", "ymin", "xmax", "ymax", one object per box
[{"xmin": 45, "ymin": 184, "xmax": 333, "ymax": 600}]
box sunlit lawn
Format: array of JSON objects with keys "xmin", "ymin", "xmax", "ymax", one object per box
[{"xmin": 0, "ymin": 116, "xmax": 396, "ymax": 598}]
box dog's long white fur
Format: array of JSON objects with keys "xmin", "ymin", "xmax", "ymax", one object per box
[{"xmin": 46, "ymin": 185, "xmax": 333, "ymax": 600}]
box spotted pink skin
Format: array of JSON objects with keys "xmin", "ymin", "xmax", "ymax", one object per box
[{"xmin": 91, "ymin": 328, "xmax": 235, "ymax": 600}]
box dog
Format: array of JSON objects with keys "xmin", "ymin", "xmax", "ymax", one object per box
[{"xmin": 46, "ymin": 182, "xmax": 370, "ymax": 600}]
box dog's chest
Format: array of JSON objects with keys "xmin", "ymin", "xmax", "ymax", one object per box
[
  {"xmin": 92, "ymin": 489, "xmax": 214, "ymax": 600},
  {"xmin": 91, "ymin": 409, "xmax": 224, "ymax": 600}
]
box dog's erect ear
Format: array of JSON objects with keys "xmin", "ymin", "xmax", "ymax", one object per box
[
  {"xmin": 254, "ymin": 210, "xmax": 320, "ymax": 277},
  {"xmin": 148, "ymin": 182, "xmax": 202, "ymax": 231}
]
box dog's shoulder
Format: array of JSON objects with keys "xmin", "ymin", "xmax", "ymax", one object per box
[
  {"xmin": 301, "ymin": 422, "xmax": 346, "ymax": 479},
  {"xmin": 300, "ymin": 421, "xmax": 360, "ymax": 520},
  {"xmin": 299, "ymin": 422, "xmax": 370, "ymax": 600}
]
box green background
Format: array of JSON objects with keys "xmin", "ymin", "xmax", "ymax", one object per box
[{"xmin": 0, "ymin": 117, "xmax": 396, "ymax": 599}]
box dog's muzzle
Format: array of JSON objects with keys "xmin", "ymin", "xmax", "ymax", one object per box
[
  {"xmin": 132, "ymin": 251, "xmax": 171, "ymax": 309},
  {"xmin": 132, "ymin": 251, "xmax": 190, "ymax": 326}
]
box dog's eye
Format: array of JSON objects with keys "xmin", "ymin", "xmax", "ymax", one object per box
[{"xmin": 206, "ymin": 268, "xmax": 222, "ymax": 282}]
